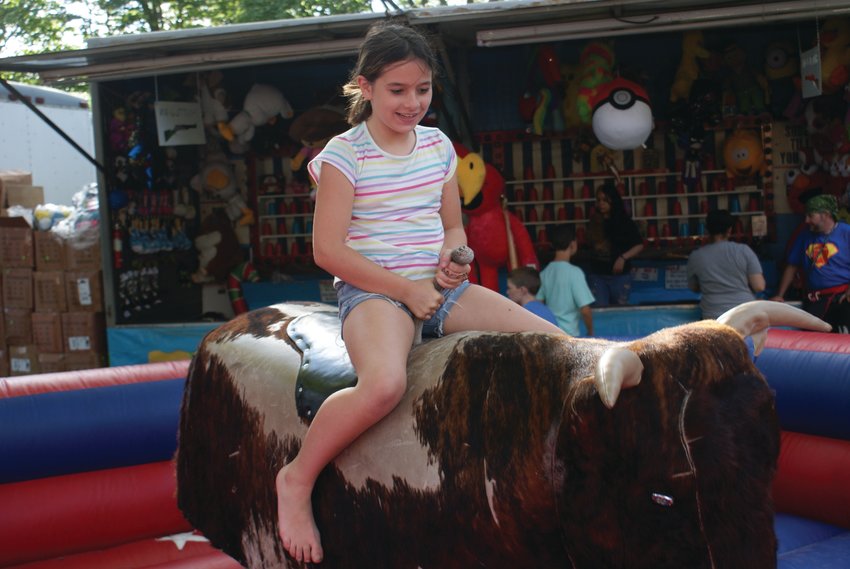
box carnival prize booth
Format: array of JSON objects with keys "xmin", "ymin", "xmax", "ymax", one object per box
[{"xmin": 0, "ymin": 2, "xmax": 846, "ymax": 365}]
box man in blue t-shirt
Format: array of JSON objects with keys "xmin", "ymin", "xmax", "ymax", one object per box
[
  {"xmin": 506, "ymin": 267, "xmax": 560, "ymax": 328},
  {"xmin": 772, "ymin": 195, "xmax": 850, "ymax": 333}
]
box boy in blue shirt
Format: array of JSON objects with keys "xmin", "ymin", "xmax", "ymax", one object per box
[
  {"xmin": 506, "ymin": 267, "xmax": 559, "ymax": 328},
  {"xmin": 538, "ymin": 225, "xmax": 595, "ymax": 336}
]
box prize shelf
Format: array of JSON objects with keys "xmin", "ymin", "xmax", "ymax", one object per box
[
  {"xmin": 255, "ymin": 192, "xmax": 314, "ymax": 262},
  {"xmin": 249, "ymin": 151, "xmax": 315, "ymax": 266},
  {"xmin": 504, "ymin": 169, "xmax": 767, "ymax": 245}
]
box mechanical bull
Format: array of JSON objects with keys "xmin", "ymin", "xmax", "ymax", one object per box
[{"xmin": 176, "ymin": 301, "xmax": 829, "ymax": 568}]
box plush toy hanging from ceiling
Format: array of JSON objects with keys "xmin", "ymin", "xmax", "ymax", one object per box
[
  {"xmin": 560, "ymin": 62, "xmax": 582, "ymax": 130},
  {"xmin": 784, "ymin": 94, "xmax": 850, "ymax": 213},
  {"xmin": 289, "ymin": 105, "xmax": 349, "ymax": 196},
  {"xmin": 669, "ymin": 31, "xmax": 712, "ymax": 104},
  {"xmin": 819, "ymin": 17, "xmax": 850, "ymax": 95},
  {"xmin": 576, "ymin": 41, "xmax": 615, "ymax": 127},
  {"xmin": 191, "ymin": 209, "xmax": 245, "ymax": 284},
  {"xmin": 722, "ymin": 43, "xmax": 769, "ymax": 116},
  {"xmin": 198, "ymin": 71, "xmax": 229, "ymax": 139},
  {"xmin": 454, "ymin": 142, "xmax": 538, "ymax": 292},
  {"xmin": 667, "ymin": 31, "xmax": 725, "ymax": 190},
  {"xmin": 764, "ymin": 40, "xmax": 800, "ymax": 119},
  {"xmin": 519, "ymin": 44, "xmax": 565, "ymax": 135},
  {"xmin": 190, "ymin": 153, "xmax": 254, "ymax": 227},
  {"xmin": 722, "ymin": 129, "xmax": 767, "ymax": 179},
  {"xmin": 590, "ymin": 77, "xmax": 653, "ymax": 150},
  {"xmin": 669, "ymin": 73, "xmax": 722, "ymax": 192},
  {"xmin": 218, "ymin": 84, "xmax": 293, "ymax": 152}
]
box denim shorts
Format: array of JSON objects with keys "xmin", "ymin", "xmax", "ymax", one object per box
[{"xmin": 336, "ymin": 280, "xmax": 471, "ymax": 339}]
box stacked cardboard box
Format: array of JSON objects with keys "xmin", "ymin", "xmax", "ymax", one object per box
[
  {"xmin": 0, "ymin": 171, "xmax": 43, "ymax": 217},
  {"xmin": 1, "ymin": 218, "xmax": 106, "ymax": 375}
]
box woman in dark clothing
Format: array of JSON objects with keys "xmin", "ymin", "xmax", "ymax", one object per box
[{"xmin": 584, "ymin": 183, "xmax": 644, "ymax": 306}]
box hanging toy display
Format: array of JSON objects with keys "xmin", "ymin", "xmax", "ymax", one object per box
[
  {"xmin": 288, "ymin": 105, "xmax": 349, "ymax": 197},
  {"xmin": 560, "ymin": 62, "xmax": 582, "ymax": 130},
  {"xmin": 818, "ymin": 17, "xmax": 850, "ymax": 96},
  {"xmin": 117, "ymin": 264, "xmax": 163, "ymax": 319},
  {"xmin": 190, "ymin": 153, "xmax": 254, "ymax": 227},
  {"xmin": 576, "ymin": 41, "xmax": 615, "ymax": 126},
  {"xmin": 722, "ymin": 129, "xmax": 767, "ymax": 179},
  {"xmin": 590, "ymin": 77, "xmax": 654, "ymax": 150},
  {"xmin": 764, "ymin": 40, "xmax": 799, "ymax": 119},
  {"xmin": 218, "ymin": 83, "xmax": 294, "ymax": 153},
  {"xmin": 668, "ymin": 79, "xmax": 722, "ymax": 192},
  {"xmin": 103, "ymin": 79, "xmax": 206, "ymax": 324},
  {"xmin": 519, "ymin": 44, "xmax": 565, "ymax": 135},
  {"xmin": 669, "ymin": 31, "xmax": 712, "ymax": 104},
  {"xmin": 191, "ymin": 209, "xmax": 245, "ymax": 285},
  {"xmin": 721, "ymin": 43, "xmax": 769, "ymax": 117}
]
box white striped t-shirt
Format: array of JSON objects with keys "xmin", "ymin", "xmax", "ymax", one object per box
[{"xmin": 308, "ymin": 122, "xmax": 458, "ymax": 280}]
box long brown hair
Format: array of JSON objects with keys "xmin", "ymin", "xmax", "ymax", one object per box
[{"xmin": 343, "ymin": 21, "xmax": 438, "ymax": 125}]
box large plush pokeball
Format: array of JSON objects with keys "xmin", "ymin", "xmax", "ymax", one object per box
[{"xmin": 591, "ymin": 78, "xmax": 653, "ymax": 150}]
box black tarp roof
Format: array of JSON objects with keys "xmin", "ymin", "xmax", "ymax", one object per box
[{"xmin": 2, "ymin": 0, "xmax": 846, "ymax": 83}]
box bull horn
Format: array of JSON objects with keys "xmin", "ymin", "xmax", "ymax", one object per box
[
  {"xmin": 717, "ymin": 300, "xmax": 831, "ymax": 356},
  {"xmin": 595, "ymin": 347, "xmax": 644, "ymax": 409}
]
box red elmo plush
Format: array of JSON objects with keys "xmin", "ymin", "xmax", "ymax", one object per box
[{"xmin": 454, "ymin": 142, "xmax": 539, "ymax": 291}]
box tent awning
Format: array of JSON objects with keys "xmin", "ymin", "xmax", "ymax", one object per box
[{"xmin": 1, "ymin": 0, "xmax": 847, "ymax": 83}]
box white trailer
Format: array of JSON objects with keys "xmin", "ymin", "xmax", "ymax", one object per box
[{"xmin": 0, "ymin": 81, "xmax": 97, "ymax": 206}]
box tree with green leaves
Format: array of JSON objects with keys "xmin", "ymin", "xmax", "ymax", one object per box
[
  {"xmin": 0, "ymin": 0, "xmax": 76, "ymax": 56},
  {"xmin": 1, "ymin": 0, "xmax": 486, "ymax": 73}
]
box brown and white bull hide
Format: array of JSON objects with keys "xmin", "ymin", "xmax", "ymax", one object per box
[{"xmin": 176, "ymin": 301, "xmax": 781, "ymax": 569}]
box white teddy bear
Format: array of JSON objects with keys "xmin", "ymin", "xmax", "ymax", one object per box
[{"xmin": 218, "ymin": 84, "xmax": 293, "ymax": 148}]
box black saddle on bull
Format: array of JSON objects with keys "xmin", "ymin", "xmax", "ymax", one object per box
[
  {"xmin": 286, "ymin": 309, "xmax": 357, "ymax": 420},
  {"xmin": 175, "ymin": 300, "xmax": 829, "ymax": 568}
]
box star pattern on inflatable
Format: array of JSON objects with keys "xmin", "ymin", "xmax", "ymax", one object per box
[{"xmin": 155, "ymin": 531, "xmax": 210, "ymax": 550}]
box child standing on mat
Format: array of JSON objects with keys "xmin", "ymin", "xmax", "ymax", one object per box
[
  {"xmin": 538, "ymin": 225, "xmax": 595, "ymax": 336},
  {"xmin": 276, "ymin": 21, "xmax": 564, "ymax": 564},
  {"xmin": 506, "ymin": 266, "xmax": 560, "ymax": 327}
]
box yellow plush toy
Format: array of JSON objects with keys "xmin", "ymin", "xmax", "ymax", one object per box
[
  {"xmin": 764, "ymin": 40, "xmax": 799, "ymax": 118},
  {"xmin": 820, "ymin": 17, "xmax": 850, "ymax": 95},
  {"xmin": 722, "ymin": 129, "xmax": 767, "ymax": 179},
  {"xmin": 560, "ymin": 63, "xmax": 582, "ymax": 130},
  {"xmin": 670, "ymin": 31, "xmax": 711, "ymax": 103}
]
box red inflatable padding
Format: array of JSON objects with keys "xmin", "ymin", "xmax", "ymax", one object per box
[
  {"xmin": 0, "ymin": 460, "xmax": 191, "ymax": 566},
  {"xmin": 6, "ymin": 535, "xmax": 240, "ymax": 569},
  {"xmin": 765, "ymin": 329, "xmax": 850, "ymax": 355},
  {"xmin": 773, "ymin": 431, "xmax": 850, "ymax": 529},
  {"xmin": 142, "ymin": 552, "xmax": 244, "ymax": 569},
  {"xmin": 0, "ymin": 360, "xmax": 191, "ymax": 399}
]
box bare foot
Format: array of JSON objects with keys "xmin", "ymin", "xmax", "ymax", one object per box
[{"xmin": 276, "ymin": 465, "xmax": 323, "ymax": 563}]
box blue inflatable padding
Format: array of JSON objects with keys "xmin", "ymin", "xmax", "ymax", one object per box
[
  {"xmin": 775, "ymin": 513, "xmax": 847, "ymax": 554},
  {"xmin": 755, "ymin": 347, "xmax": 850, "ymax": 441},
  {"xmin": 0, "ymin": 378, "xmax": 185, "ymax": 484},
  {"xmin": 778, "ymin": 531, "xmax": 850, "ymax": 568}
]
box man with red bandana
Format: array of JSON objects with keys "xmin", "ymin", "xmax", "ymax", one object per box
[{"xmin": 772, "ymin": 194, "xmax": 850, "ymax": 333}]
